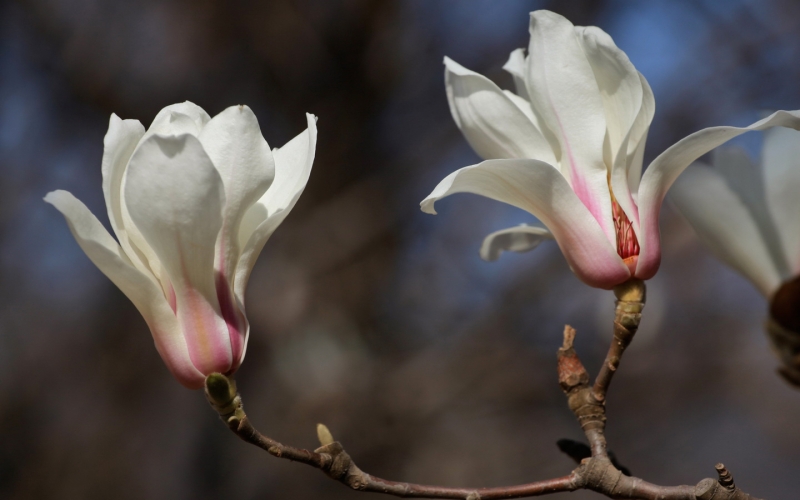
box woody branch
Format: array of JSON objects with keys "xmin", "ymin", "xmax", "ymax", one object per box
[{"xmin": 204, "ymin": 280, "xmax": 763, "ymax": 500}]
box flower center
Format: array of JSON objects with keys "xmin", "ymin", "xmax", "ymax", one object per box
[{"xmin": 612, "ymin": 198, "xmax": 639, "ymax": 273}]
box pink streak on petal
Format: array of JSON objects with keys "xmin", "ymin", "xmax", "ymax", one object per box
[
  {"xmin": 167, "ymin": 281, "xmax": 177, "ymax": 314},
  {"xmin": 178, "ymin": 286, "xmax": 232, "ymax": 375},
  {"xmin": 549, "ymin": 219, "xmax": 631, "ymax": 289},
  {"xmin": 634, "ymin": 196, "xmax": 662, "ymax": 280},
  {"xmin": 548, "ymin": 99, "xmax": 608, "ymax": 235},
  {"xmin": 174, "ymin": 238, "xmax": 232, "ymax": 376},
  {"xmin": 149, "ymin": 325, "xmax": 206, "ymax": 389},
  {"xmin": 215, "ymin": 271, "xmax": 245, "ymax": 374}
]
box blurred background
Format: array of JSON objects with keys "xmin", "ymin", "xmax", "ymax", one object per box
[{"xmin": 2, "ymin": 0, "xmax": 800, "ymax": 498}]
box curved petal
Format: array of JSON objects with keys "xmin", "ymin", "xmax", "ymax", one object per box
[
  {"xmin": 148, "ymin": 101, "xmax": 211, "ymax": 135},
  {"xmin": 502, "ymin": 48, "xmax": 530, "ymax": 101},
  {"xmin": 575, "ymin": 25, "xmax": 643, "ymax": 168},
  {"xmin": 669, "ymin": 165, "xmax": 782, "ymax": 296},
  {"xmin": 611, "ymin": 73, "xmax": 655, "ymax": 235},
  {"xmin": 124, "ymin": 133, "xmax": 233, "ymax": 376},
  {"xmin": 636, "ymin": 109, "xmax": 800, "ymax": 280},
  {"xmin": 198, "ymin": 105, "xmax": 275, "ymax": 371},
  {"xmin": 480, "ymin": 224, "xmax": 553, "ymax": 262},
  {"xmin": 763, "ymin": 127, "xmax": 800, "ymax": 274},
  {"xmin": 525, "ymin": 11, "xmax": 614, "ymax": 244},
  {"xmin": 198, "ymin": 105, "xmax": 275, "ymax": 279},
  {"xmin": 100, "ymin": 114, "xmax": 151, "ymax": 275},
  {"xmin": 626, "ymin": 74, "xmax": 655, "ymax": 189},
  {"xmin": 123, "ymin": 103, "xmax": 215, "ymax": 276},
  {"xmin": 44, "ymin": 190, "xmax": 204, "ymax": 388},
  {"xmin": 444, "ymin": 57, "xmax": 555, "ymax": 165},
  {"xmin": 235, "ymin": 113, "xmax": 318, "ymax": 306},
  {"xmin": 420, "ymin": 159, "xmax": 629, "ymax": 288},
  {"xmin": 713, "ymin": 147, "xmax": 789, "ymax": 278}
]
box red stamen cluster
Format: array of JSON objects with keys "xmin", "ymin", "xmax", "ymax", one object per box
[{"xmin": 613, "ymin": 199, "xmax": 639, "ymax": 260}]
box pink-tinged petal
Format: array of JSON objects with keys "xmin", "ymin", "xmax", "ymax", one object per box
[
  {"xmin": 100, "ymin": 114, "xmax": 153, "ymax": 275},
  {"xmin": 420, "ymin": 159, "xmax": 630, "ymax": 288},
  {"xmin": 636, "ymin": 109, "xmax": 800, "ymax": 280},
  {"xmin": 215, "ymin": 272, "xmax": 246, "ymax": 373},
  {"xmin": 234, "ymin": 113, "xmax": 317, "ymax": 357},
  {"xmin": 44, "ymin": 190, "xmax": 205, "ymax": 388},
  {"xmin": 669, "ymin": 164, "xmax": 783, "ymax": 296},
  {"xmin": 525, "ymin": 11, "xmax": 614, "ymax": 245},
  {"xmin": 762, "ymin": 127, "xmax": 800, "ymax": 274},
  {"xmin": 502, "ymin": 48, "xmax": 530, "ymax": 101},
  {"xmin": 124, "ymin": 133, "xmax": 234, "ymax": 376},
  {"xmin": 199, "ymin": 105, "xmax": 274, "ymax": 264},
  {"xmin": 197, "ymin": 104, "xmax": 275, "ymax": 373},
  {"xmin": 444, "ymin": 57, "xmax": 556, "ymax": 164},
  {"xmin": 480, "ymin": 224, "xmax": 553, "ymax": 262}
]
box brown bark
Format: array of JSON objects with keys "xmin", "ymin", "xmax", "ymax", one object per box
[{"xmin": 204, "ymin": 280, "xmax": 764, "ymax": 500}]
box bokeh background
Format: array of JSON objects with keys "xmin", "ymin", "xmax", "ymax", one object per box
[{"xmin": 2, "ymin": 0, "xmax": 800, "ymax": 498}]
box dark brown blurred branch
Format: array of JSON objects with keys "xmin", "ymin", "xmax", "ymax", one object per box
[{"xmin": 203, "ymin": 280, "xmax": 763, "ymax": 499}]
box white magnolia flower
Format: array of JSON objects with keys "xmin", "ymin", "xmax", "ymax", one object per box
[
  {"xmin": 421, "ymin": 10, "xmax": 800, "ymax": 289},
  {"xmin": 46, "ymin": 102, "xmax": 317, "ymax": 389},
  {"xmin": 670, "ymin": 127, "xmax": 800, "ymax": 303},
  {"xmin": 671, "ymin": 127, "xmax": 800, "ymax": 384}
]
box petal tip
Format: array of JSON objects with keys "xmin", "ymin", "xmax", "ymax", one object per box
[
  {"xmin": 43, "ymin": 189, "xmax": 70, "ymax": 206},
  {"xmin": 420, "ymin": 199, "xmax": 438, "ymax": 215}
]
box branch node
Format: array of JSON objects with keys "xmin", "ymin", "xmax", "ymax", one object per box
[
  {"xmin": 715, "ymin": 463, "xmax": 735, "ymax": 490},
  {"xmin": 558, "ymin": 326, "xmax": 590, "ymax": 393}
]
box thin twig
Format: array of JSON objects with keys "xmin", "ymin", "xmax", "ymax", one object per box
[
  {"xmin": 204, "ymin": 373, "xmax": 578, "ymax": 499},
  {"xmin": 202, "ymin": 280, "xmax": 764, "ymax": 499}
]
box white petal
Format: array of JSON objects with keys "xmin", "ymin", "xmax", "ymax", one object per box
[
  {"xmin": 125, "ymin": 133, "xmax": 223, "ymax": 300},
  {"xmin": 611, "ymin": 73, "xmax": 655, "ymax": 236},
  {"xmin": 626, "ymin": 73, "xmax": 656, "ymax": 189},
  {"xmin": 480, "ymin": 224, "xmax": 553, "ymax": 261},
  {"xmin": 124, "ymin": 133, "xmax": 232, "ymax": 375},
  {"xmin": 100, "ymin": 114, "xmax": 151, "ymax": 275},
  {"xmin": 502, "ymin": 48, "xmax": 530, "ymax": 101},
  {"xmin": 129, "ymin": 101, "xmax": 214, "ymax": 248},
  {"xmin": 420, "ymin": 158, "xmax": 630, "ymax": 288},
  {"xmin": 669, "ymin": 164, "xmax": 782, "ymax": 296},
  {"xmin": 44, "ymin": 190, "xmax": 203, "ymax": 385},
  {"xmin": 636, "ymin": 109, "xmax": 800, "ymax": 279},
  {"xmin": 444, "ymin": 57, "xmax": 556, "ymax": 165},
  {"xmin": 148, "ymin": 101, "xmax": 211, "ymax": 135},
  {"xmin": 762, "ymin": 127, "xmax": 800, "ymax": 274},
  {"xmin": 575, "ymin": 25, "xmax": 643, "ymax": 167},
  {"xmin": 198, "ymin": 105, "xmax": 275, "ymax": 279},
  {"xmin": 235, "ymin": 113, "xmax": 318, "ymax": 304},
  {"xmin": 713, "ymin": 147, "xmax": 790, "ymax": 277},
  {"xmin": 525, "ymin": 11, "xmax": 614, "ymax": 244}
]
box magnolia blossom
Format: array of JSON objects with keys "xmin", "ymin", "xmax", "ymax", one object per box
[
  {"xmin": 46, "ymin": 102, "xmax": 317, "ymax": 389},
  {"xmin": 670, "ymin": 128, "xmax": 800, "ymax": 323},
  {"xmin": 421, "ymin": 10, "xmax": 800, "ymax": 289}
]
